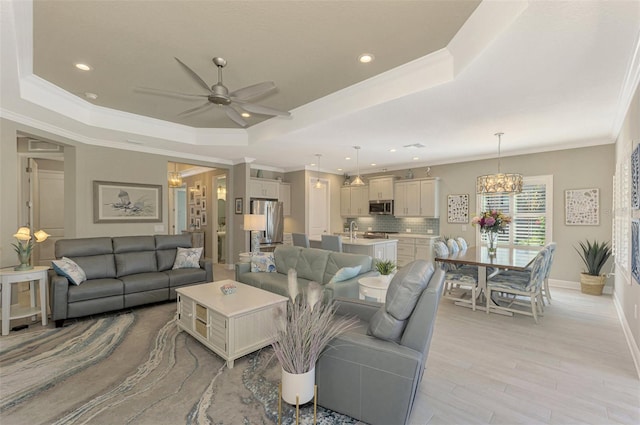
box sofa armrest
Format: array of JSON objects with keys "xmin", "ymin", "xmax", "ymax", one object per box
[
  {"xmin": 199, "ymin": 257, "xmax": 213, "ymax": 282},
  {"xmin": 48, "ymin": 270, "xmax": 70, "ymax": 321},
  {"xmin": 332, "ymin": 297, "xmax": 381, "ymax": 322},
  {"xmin": 235, "ymin": 262, "xmax": 251, "ymax": 280},
  {"xmin": 324, "ymin": 269, "xmax": 378, "ymax": 300}
]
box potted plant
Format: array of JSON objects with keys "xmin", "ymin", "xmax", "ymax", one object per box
[
  {"xmin": 272, "ymin": 270, "xmax": 357, "ymax": 405},
  {"xmin": 375, "ymin": 259, "xmax": 396, "ymax": 284},
  {"xmin": 575, "ymin": 239, "xmax": 612, "ymax": 295}
]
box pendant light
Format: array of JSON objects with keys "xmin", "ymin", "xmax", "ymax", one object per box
[
  {"xmin": 314, "ymin": 154, "xmax": 323, "ymax": 189},
  {"xmin": 350, "ymin": 146, "xmax": 365, "ymax": 186},
  {"xmin": 168, "ymin": 163, "xmax": 183, "ymax": 188},
  {"xmin": 476, "ymin": 133, "xmax": 523, "ymax": 193}
]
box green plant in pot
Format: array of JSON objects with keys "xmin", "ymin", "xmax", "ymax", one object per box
[
  {"xmin": 375, "ymin": 259, "xmax": 397, "ymax": 284},
  {"xmin": 575, "ymin": 239, "xmax": 612, "ymax": 295}
]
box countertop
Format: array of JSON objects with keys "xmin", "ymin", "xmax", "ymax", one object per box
[{"xmin": 310, "ymin": 237, "xmax": 396, "ymax": 246}]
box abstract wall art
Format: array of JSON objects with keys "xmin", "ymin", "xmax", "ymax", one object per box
[
  {"xmin": 565, "ymin": 188, "xmax": 599, "ymax": 225},
  {"xmin": 447, "ymin": 194, "xmax": 469, "ymax": 223}
]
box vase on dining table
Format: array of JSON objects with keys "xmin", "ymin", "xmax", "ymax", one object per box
[{"xmin": 487, "ymin": 231, "xmax": 498, "ymax": 256}]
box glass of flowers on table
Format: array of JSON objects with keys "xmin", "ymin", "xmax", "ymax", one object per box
[{"xmin": 471, "ymin": 210, "xmax": 511, "ymax": 256}]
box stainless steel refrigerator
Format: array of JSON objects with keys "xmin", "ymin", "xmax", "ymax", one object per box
[{"xmin": 250, "ymin": 199, "xmax": 284, "ymax": 244}]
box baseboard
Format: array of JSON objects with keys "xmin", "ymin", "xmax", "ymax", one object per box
[
  {"xmin": 549, "ymin": 279, "xmax": 613, "ymax": 295},
  {"xmin": 613, "ymin": 292, "xmax": 640, "ymax": 380}
]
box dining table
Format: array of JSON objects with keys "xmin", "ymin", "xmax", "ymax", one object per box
[{"xmin": 435, "ymin": 245, "xmax": 542, "ymax": 314}]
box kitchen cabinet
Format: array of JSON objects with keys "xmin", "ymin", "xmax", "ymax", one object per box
[
  {"xmin": 394, "ymin": 181, "xmax": 421, "ymax": 217},
  {"xmin": 342, "ymin": 239, "xmax": 397, "ymax": 264},
  {"xmin": 419, "ymin": 179, "xmax": 440, "ymax": 218},
  {"xmin": 250, "ymin": 178, "xmax": 279, "ymax": 198},
  {"xmin": 279, "ymin": 183, "xmax": 291, "ymax": 216},
  {"xmin": 394, "ymin": 178, "xmax": 440, "ymax": 217},
  {"xmin": 369, "ymin": 177, "xmax": 395, "ymax": 201},
  {"xmin": 395, "ymin": 235, "xmax": 437, "ymax": 267},
  {"xmin": 340, "ymin": 185, "xmax": 369, "ymax": 217}
]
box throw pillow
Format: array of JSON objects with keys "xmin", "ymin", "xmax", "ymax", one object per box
[
  {"xmin": 251, "ymin": 253, "xmax": 276, "ymax": 273},
  {"xmin": 52, "ymin": 257, "xmax": 87, "ymax": 285},
  {"xmin": 172, "ymin": 247, "xmax": 203, "ymax": 269},
  {"xmin": 328, "ymin": 265, "xmax": 362, "ymax": 284}
]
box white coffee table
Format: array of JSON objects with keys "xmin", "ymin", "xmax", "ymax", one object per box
[
  {"xmin": 358, "ymin": 276, "xmax": 390, "ymax": 303},
  {"xmin": 175, "ymin": 280, "xmax": 287, "ymax": 368}
]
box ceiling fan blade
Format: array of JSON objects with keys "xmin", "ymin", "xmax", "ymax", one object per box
[
  {"xmin": 225, "ymin": 107, "xmax": 248, "ymax": 127},
  {"xmin": 229, "ymin": 81, "xmax": 276, "ymax": 101},
  {"xmin": 135, "ymin": 86, "xmax": 209, "ymax": 98},
  {"xmin": 236, "ymin": 101, "xmax": 291, "ymax": 117},
  {"xmin": 174, "ymin": 57, "xmax": 213, "ymax": 93},
  {"xmin": 178, "ymin": 102, "xmax": 214, "ymax": 116}
]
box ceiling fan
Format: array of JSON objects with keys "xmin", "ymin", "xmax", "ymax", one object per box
[{"xmin": 140, "ymin": 57, "xmax": 290, "ymax": 127}]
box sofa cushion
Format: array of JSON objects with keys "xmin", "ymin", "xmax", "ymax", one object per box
[
  {"xmin": 172, "ymin": 247, "xmax": 203, "ymax": 269},
  {"xmin": 323, "ymin": 252, "xmax": 372, "ymax": 284},
  {"xmin": 112, "ymin": 236, "xmax": 156, "ymax": 253},
  {"xmin": 67, "ymin": 278, "xmax": 124, "ymax": 303},
  {"xmin": 274, "ymin": 245, "xmax": 301, "ymax": 274},
  {"xmin": 52, "ymin": 257, "xmax": 87, "ymax": 285},
  {"xmin": 156, "ymin": 234, "xmax": 193, "ymax": 271},
  {"xmin": 120, "ymin": 272, "xmax": 169, "ymax": 294},
  {"xmin": 115, "ymin": 251, "xmax": 158, "ymax": 277},
  {"xmin": 70, "ymin": 254, "xmax": 117, "ymax": 279},
  {"xmin": 56, "ymin": 237, "xmax": 113, "ymax": 258},
  {"xmin": 329, "ymin": 265, "xmax": 362, "ymax": 284},
  {"xmin": 251, "ymin": 253, "xmax": 276, "ymax": 272},
  {"xmin": 367, "ymin": 260, "xmax": 432, "ymax": 343},
  {"xmin": 165, "ymin": 268, "xmax": 207, "ymax": 287},
  {"xmin": 295, "ymin": 248, "xmax": 330, "ymax": 283}
]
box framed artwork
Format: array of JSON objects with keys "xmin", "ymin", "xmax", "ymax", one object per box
[
  {"xmin": 202, "ymin": 212, "xmax": 207, "ymax": 226},
  {"xmin": 190, "ymin": 217, "xmax": 195, "ymax": 226},
  {"xmin": 196, "ymin": 209, "xmax": 201, "ymax": 217},
  {"xmin": 195, "ymin": 196, "xmax": 202, "ymax": 207},
  {"xmin": 235, "ymin": 198, "xmax": 243, "ymax": 214},
  {"xmin": 190, "ymin": 206, "xmax": 195, "ymax": 216},
  {"xmin": 195, "ymin": 218, "xmax": 201, "ymax": 230},
  {"xmin": 195, "ymin": 180, "xmax": 202, "ymax": 191},
  {"xmin": 189, "ymin": 188, "xmax": 196, "ymax": 204},
  {"xmin": 565, "ymin": 188, "xmax": 599, "ymax": 225},
  {"xmin": 632, "ymin": 144, "xmax": 639, "ymax": 209},
  {"xmin": 201, "ymin": 185, "xmax": 207, "ymax": 198},
  {"xmin": 202, "ymin": 199, "xmax": 207, "ymax": 210},
  {"xmin": 447, "ymin": 194, "xmax": 469, "ymax": 223},
  {"xmin": 632, "ymin": 219, "xmax": 639, "ymax": 284},
  {"xmin": 93, "ymin": 181, "xmax": 162, "ymax": 223}
]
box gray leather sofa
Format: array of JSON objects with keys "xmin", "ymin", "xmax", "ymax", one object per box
[
  {"xmin": 49, "ymin": 234, "xmax": 213, "ymax": 326},
  {"xmin": 235, "ymin": 245, "xmax": 377, "ymax": 300},
  {"xmin": 316, "ymin": 260, "xmax": 445, "ymax": 425}
]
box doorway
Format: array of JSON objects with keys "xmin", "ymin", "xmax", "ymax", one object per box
[
  {"xmin": 214, "ymin": 175, "xmax": 227, "ymax": 264},
  {"xmin": 307, "ymin": 177, "xmax": 330, "ymax": 240}
]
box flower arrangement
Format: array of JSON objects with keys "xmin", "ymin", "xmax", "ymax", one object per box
[
  {"xmin": 11, "ymin": 227, "xmax": 49, "ymax": 271},
  {"xmin": 471, "ymin": 210, "xmax": 511, "ymax": 234}
]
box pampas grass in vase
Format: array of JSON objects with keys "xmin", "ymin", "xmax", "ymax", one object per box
[{"xmin": 272, "ymin": 269, "xmax": 357, "ymax": 404}]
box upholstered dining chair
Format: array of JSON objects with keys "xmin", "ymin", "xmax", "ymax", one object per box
[
  {"xmin": 316, "ymin": 260, "xmax": 445, "ymax": 425},
  {"xmin": 434, "ymin": 240, "xmax": 478, "ymax": 310},
  {"xmin": 486, "ymin": 248, "xmax": 548, "ymax": 322},
  {"xmin": 291, "ymin": 233, "xmax": 310, "ymax": 248},
  {"xmin": 456, "ymin": 236, "xmax": 469, "ymax": 251},
  {"xmin": 321, "ymin": 234, "xmax": 343, "ymax": 252}
]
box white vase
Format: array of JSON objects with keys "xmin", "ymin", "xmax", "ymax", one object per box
[
  {"xmin": 281, "ymin": 366, "xmax": 315, "ymax": 405},
  {"xmin": 378, "ymin": 274, "xmax": 393, "ymax": 285}
]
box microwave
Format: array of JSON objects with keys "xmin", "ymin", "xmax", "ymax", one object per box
[{"xmin": 369, "ymin": 200, "xmax": 394, "ymax": 215}]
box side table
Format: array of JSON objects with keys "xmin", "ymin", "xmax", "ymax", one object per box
[
  {"xmin": 0, "ymin": 266, "xmax": 49, "ymax": 335},
  {"xmin": 358, "ymin": 276, "xmax": 390, "ymax": 303}
]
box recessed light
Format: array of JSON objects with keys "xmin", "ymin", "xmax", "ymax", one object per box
[
  {"xmin": 345, "ymin": 156, "xmax": 351, "ymax": 160},
  {"xmin": 337, "ymin": 168, "xmax": 343, "ymax": 171},
  {"xmin": 84, "ymin": 92, "xmax": 98, "ymax": 100},
  {"xmin": 413, "ymin": 157, "xmax": 420, "ymax": 160},
  {"xmin": 310, "ymin": 163, "xmax": 316, "ymax": 167},
  {"xmin": 371, "ymin": 163, "xmax": 376, "ymax": 166},
  {"xmin": 358, "ymin": 53, "xmax": 374, "ymax": 64},
  {"xmin": 389, "ymin": 148, "xmax": 396, "ymax": 152},
  {"xmin": 241, "ymin": 112, "xmax": 251, "ymax": 118},
  {"xmin": 75, "ymin": 63, "xmax": 92, "ymax": 71}
]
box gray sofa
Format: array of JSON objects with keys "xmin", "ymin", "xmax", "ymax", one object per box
[
  {"xmin": 316, "ymin": 260, "xmax": 445, "ymax": 425},
  {"xmin": 49, "ymin": 234, "xmax": 213, "ymax": 326},
  {"xmin": 235, "ymin": 245, "xmax": 377, "ymax": 300}
]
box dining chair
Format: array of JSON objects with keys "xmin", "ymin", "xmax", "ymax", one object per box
[
  {"xmin": 321, "ymin": 234, "xmax": 343, "ymax": 252},
  {"xmin": 486, "ymin": 248, "xmax": 548, "ymax": 322},
  {"xmin": 292, "ymin": 233, "xmax": 310, "ymax": 248},
  {"xmin": 447, "ymin": 238, "xmax": 460, "ymax": 255},
  {"xmin": 456, "ymin": 237, "xmax": 468, "ymax": 251},
  {"xmin": 434, "ymin": 240, "xmax": 478, "ymax": 310}
]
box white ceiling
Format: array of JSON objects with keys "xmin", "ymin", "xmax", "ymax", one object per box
[{"xmin": 2, "ymin": 0, "xmax": 639, "ymax": 175}]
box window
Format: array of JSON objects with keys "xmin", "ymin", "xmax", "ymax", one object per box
[{"xmin": 477, "ymin": 175, "xmax": 553, "ymax": 247}]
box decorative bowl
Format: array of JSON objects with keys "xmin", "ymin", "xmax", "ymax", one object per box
[{"xmin": 220, "ymin": 283, "xmax": 237, "ymax": 295}]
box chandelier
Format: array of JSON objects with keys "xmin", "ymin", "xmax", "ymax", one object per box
[
  {"xmin": 476, "ymin": 133, "xmax": 523, "ymax": 193},
  {"xmin": 168, "ymin": 163, "xmax": 183, "ymax": 188}
]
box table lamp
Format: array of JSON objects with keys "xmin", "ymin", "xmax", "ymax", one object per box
[
  {"xmin": 244, "ymin": 214, "xmax": 266, "ymax": 254},
  {"xmin": 11, "ymin": 227, "xmax": 50, "ymax": 270}
]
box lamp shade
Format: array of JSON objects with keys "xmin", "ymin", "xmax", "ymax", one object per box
[
  {"xmin": 13, "ymin": 227, "xmax": 31, "ymax": 241},
  {"xmin": 34, "ymin": 230, "xmax": 50, "ymax": 243},
  {"xmin": 244, "ymin": 214, "xmax": 266, "ymax": 231},
  {"xmin": 476, "ymin": 173, "xmax": 523, "ymax": 193}
]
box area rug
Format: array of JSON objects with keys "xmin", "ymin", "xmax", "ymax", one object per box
[{"xmin": 0, "ymin": 303, "xmax": 359, "ymax": 425}]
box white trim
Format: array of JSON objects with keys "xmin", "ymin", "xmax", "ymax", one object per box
[{"xmin": 613, "ymin": 291, "xmax": 640, "ymax": 380}]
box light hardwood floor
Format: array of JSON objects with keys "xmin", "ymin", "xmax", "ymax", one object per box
[{"xmin": 217, "ymin": 264, "xmax": 639, "ymax": 424}]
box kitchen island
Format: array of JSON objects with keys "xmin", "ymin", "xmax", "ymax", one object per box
[{"xmin": 309, "ymin": 237, "xmax": 397, "ymax": 263}]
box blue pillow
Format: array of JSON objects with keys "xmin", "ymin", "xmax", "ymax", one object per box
[
  {"xmin": 329, "ymin": 265, "xmax": 362, "ymax": 284},
  {"xmin": 52, "ymin": 257, "xmax": 87, "ymax": 285},
  {"xmin": 251, "ymin": 253, "xmax": 276, "ymax": 273}
]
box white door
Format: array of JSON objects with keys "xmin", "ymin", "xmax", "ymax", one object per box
[
  {"xmin": 308, "ymin": 177, "xmax": 329, "ymax": 240},
  {"xmin": 34, "ymin": 167, "xmax": 64, "ymax": 266}
]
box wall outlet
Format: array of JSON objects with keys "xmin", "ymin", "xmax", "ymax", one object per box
[
  {"xmin": 427, "ymin": 229, "xmax": 433, "ymax": 234},
  {"xmin": 154, "ymin": 225, "xmax": 165, "ymax": 232},
  {"xmin": 406, "ymin": 228, "xmax": 411, "ymax": 233},
  {"xmin": 461, "ymin": 225, "xmax": 467, "ymax": 232}
]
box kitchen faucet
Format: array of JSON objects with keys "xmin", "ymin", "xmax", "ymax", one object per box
[{"xmin": 349, "ymin": 221, "xmax": 358, "ymax": 241}]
